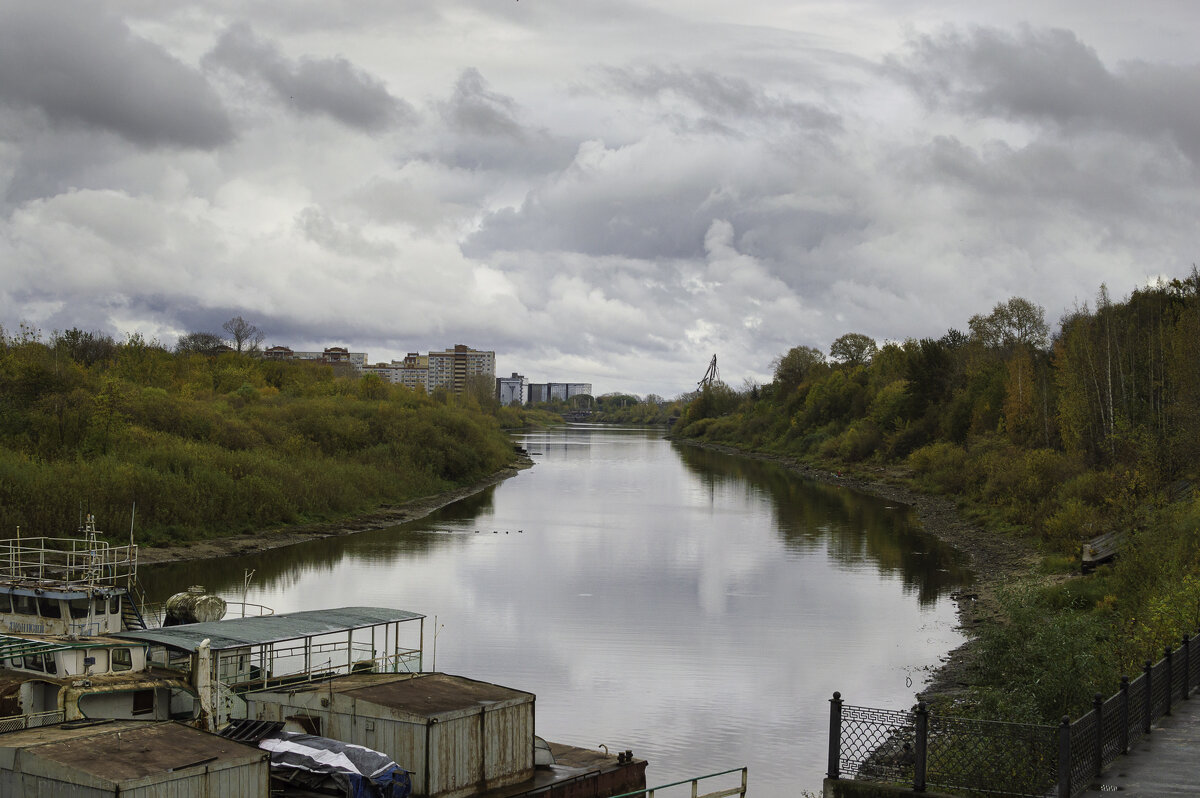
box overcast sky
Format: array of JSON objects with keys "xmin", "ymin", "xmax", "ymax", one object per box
[{"xmin": 2, "ymin": 2, "xmax": 1198, "ymax": 397}]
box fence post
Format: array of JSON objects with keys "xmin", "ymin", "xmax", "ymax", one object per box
[
  {"xmin": 1144, "ymin": 660, "xmax": 1153, "ymax": 734},
  {"xmin": 1183, "ymin": 634, "xmax": 1191, "ymax": 700},
  {"xmin": 1165, "ymin": 646, "xmax": 1174, "ymax": 716},
  {"xmin": 1092, "ymin": 693, "xmax": 1104, "ymax": 777},
  {"xmin": 913, "ymin": 701, "xmax": 927, "ymax": 793},
  {"xmin": 1057, "ymin": 716, "xmax": 1072, "ymax": 798},
  {"xmin": 1119, "ymin": 676, "xmax": 1130, "ymax": 754},
  {"xmin": 827, "ymin": 692, "xmax": 843, "ymax": 780}
]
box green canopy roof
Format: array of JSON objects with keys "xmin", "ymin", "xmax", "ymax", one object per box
[{"xmin": 113, "ymin": 606, "xmax": 424, "ymax": 652}]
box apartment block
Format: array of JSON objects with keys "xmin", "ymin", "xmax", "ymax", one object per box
[
  {"xmin": 427, "ymin": 344, "xmax": 496, "ymax": 394},
  {"xmin": 262, "ymin": 345, "xmax": 367, "ymax": 371}
]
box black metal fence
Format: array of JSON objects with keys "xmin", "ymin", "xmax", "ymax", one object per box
[{"xmin": 827, "ymin": 630, "xmax": 1200, "ymax": 796}]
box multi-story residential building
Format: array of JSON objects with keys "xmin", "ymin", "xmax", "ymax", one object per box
[
  {"xmin": 263, "ymin": 343, "xmax": 500, "ymax": 396},
  {"xmin": 361, "ymin": 362, "xmax": 401, "ymax": 383},
  {"xmin": 261, "ymin": 345, "xmax": 367, "ymax": 371},
  {"xmin": 396, "ymin": 353, "xmax": 429, "ymax": 392},
  {"xmin": 497, "ymin": 373, "xmax": 527, "ymax": 405},
  {"xmin": 427, "ymin": 345, "xmax": 496, "ymax": 395}
]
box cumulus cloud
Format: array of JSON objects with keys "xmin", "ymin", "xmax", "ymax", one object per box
[
  {"xmin": 596, "ymin": 65, "xmax": 843, "ymax": 133},
  {"xmin": 3, "ymin": 3, "xmax": 1200, "ymax": 395},
  {"xmin": 204, "ymin": 22, "xmax": 415, "ymax": 130},
  {"xmin": 888, "ymin": 25, "xmax": 1200, "ymax": 162},
  {"xmin": 0, "ymin": 4, "xmax": 232, "ymax": 149}
]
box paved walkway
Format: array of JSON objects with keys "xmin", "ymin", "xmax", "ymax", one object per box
[{"xmin": 1080, "ymin": 694, "xmax": 1200, "ymax": 796}]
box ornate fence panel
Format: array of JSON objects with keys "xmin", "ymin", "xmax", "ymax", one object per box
[
  {"xmin": 926, "ymin": 714, "xmax": 1056, "ymax": 797},
  {"xmin": 828, "ymin": 629, "xmax": 1200, "ymax": 797},
  {"xmin": 836, "ymin": 703, "xmax": 917, "ymax": 783},
  {"xmin": 1067, "ymin": 710, "xmax": 1097, "ymax": 790}
]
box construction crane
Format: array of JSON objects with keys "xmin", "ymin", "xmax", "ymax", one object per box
[{"xmin": 698, "ymin": 354, "xmax": 719, "ymax": 389}]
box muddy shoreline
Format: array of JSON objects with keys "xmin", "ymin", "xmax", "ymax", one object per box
[
  {"xmin": 137, "ymin": 456, "xmax": 534, "ymax": 567},
  {"xmin": 673, "ymin": 440, "xmax": 1041, "ymax": 707}
]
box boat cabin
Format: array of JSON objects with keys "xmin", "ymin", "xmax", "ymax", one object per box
[
  {"xmin": 0, "ymin": 519, "xmax": 140, "ymax": 636},
  {"xmin": 0, "ymin": 588, "xmax": 125, "ymax": 637},
  {"xmin": 0, "ymin": 633, "xmax": 198, "ymax": 727}
]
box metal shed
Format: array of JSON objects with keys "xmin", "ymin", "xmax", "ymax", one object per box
[
  {"xmin": 246, "ymin": 672, "xmax": 535, "ymax": 798},
  {"xmin": 0, "ymin": 719, "xmax": 270, "ymax": 797}
]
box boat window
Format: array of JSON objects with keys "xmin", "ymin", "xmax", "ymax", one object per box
[
  {"xmin": 69, "ymin": 598, "xmax": 91, "ymax": 619},
  {"xmin": 42, "ymin": 654, "xmax": 56, "ymax": 675},
  {"xmin": 112, "ymin": 648, "xmax": 133, "ymax": 672},
  {"xmin": 13, "ymin": 595, "xmax": 35, "ymax": 615},
  {"xmin": 37, "ymin": 598, "xmax": 61, "ymax": 619},
  {"xmin": 109, "ymin": 596, "xmax": 120, "ymax": 615},
  {"xmin": 132, "ymin": 690, "xmax": 154, "ymax": 716},
  {"xmin": 23, "ymin": 654, "xmax": 43, "ymax": 672},
  {"xmin": 0, "ymin": 593, "xmax": 11, "ymax": 613}
]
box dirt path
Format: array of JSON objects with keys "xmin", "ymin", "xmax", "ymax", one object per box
[{"xmin": 136, "ymin": 456, "xmax": 534, "ymax": 566}]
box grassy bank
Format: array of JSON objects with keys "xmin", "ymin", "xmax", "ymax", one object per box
[
  {"xmin": 0, "ymin": 327, "xmax": 532, "ymax": 547},
  {"xmin": 671, "ymin": 273, "xmax": 1200, "ymax": 723}
]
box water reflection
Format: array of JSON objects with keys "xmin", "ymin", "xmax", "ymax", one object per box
[
  {"xmin": 141, "ymin": 426, "xmax": 969, "ymax": 797},
  {"xmin": 673, "ymin": 444, "xmax": 971, "ymax": 605}
]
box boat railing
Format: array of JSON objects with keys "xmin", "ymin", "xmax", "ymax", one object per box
[
  {"xmin": 135, "ymin": 599, "xmax": 273, "ymax": 630},
  {"xmin": 0, "ymin": 709, "xmax": 66, "ymax": 735},
  {"xmin": 223, "ymin": 601, "xmax": 275, "ymax": 619},
  {"xmin": 230, "ymin": 646, "xmax": 423, "ymax": 693},
  {"xmin": 608, "ymin": 767, "xmax": 748, "ymax": 798},
  {"xmin": 0, "ymin": 536, "xmax": 137, "ymax": 587}
]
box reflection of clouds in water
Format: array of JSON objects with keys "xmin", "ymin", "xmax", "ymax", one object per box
[{"xmin": 145, "ymin": 427, "xmax": 967, "ymax": 797}]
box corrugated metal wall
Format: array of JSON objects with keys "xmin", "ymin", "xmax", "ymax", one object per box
[
  {"xmin": 123, "ymin": 758, "xmax": 270, "ymax": 797},
  {"xmin": 249, "ymin": 691, "xmax": 534, "ymax": 798},
  {"xmin": 0, "ymin": 772, "xmax": 108, "ymax": 798},
  {"xmin": 427, "ymin": 709, "xmax": 483, "ymax": 798},
  {"xmin": 0, "ymin": 757, "xmax": 269, "ymax": 797},
  {"xmin": 485, "ymin": 703, "xmax": 534, "ymax": 787}
]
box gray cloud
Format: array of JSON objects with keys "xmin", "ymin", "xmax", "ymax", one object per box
[
  {"xmin": 424, "ymin": 69, "xmax": 575, "ymax": 176},
  {"xmin": 205, "ymin": 23, "xmax": 415, "ymax": 131},
  {"xmin": 888, "ymin": 25, "xmax": 1200, "ymax": 162},
  {"xmin": 441, "ymin": 68, "xmax": 525, "ymax": 138},
  {"xmin": 0, "ymin": 5, "xmax": 232, "ymax": 149},
  {"xmin": 596, "ymin": 65, "xmax": 843, "ymax": 133}
]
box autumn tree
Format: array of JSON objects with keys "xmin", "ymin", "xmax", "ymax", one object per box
[
  {"xmin": 1002, "ymin": 345, "xmax": 1037, "ymax": 445},
  {"xmin": 830, "ymin": 333, "xmax": 878, "ymax": 367},
  {"xmin": 771, "ymin": 345, "xmax": 826, "ymax": 394},
  {"xmin": 968, "ymin": 297, "xmax": 1049, "ymax": 351},
  {"xmin": 175, "ymin": 332, "xmax": 228, "ymax": 355},
  {"xmin": 222, "ymin": 316, "xmax": 265, "ymax": 353}
]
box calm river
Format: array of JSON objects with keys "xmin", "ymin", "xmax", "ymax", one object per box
[{"xmin": 142, "ymin": 425, "xmax": 971, "ymax": 796}]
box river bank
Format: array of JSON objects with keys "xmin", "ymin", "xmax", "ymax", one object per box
[
  {"xmin": 671, "ymin": 440, "xmax": 1046, "ymax": 707},
  {"xmin": 137, "ymin": 455, "xmax": 534, "ymax": 566}
]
